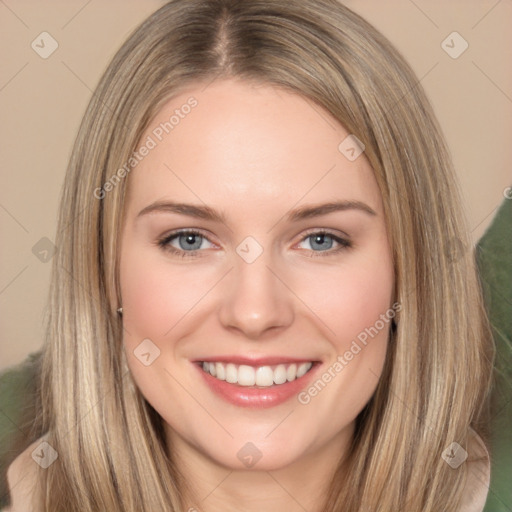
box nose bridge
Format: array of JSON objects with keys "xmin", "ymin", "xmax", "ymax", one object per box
[{"xmin": 218, "ymin": 239, "xmax": 294, "ymax": 338}]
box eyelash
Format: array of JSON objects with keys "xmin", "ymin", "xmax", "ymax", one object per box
[{"xmin": 156, "ymin": 229, "xmax": 352, "ymax": 259}]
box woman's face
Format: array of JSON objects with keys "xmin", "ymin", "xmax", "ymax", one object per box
[{"xmin": 119, "ymin": 79, "xmax": 394, "ymax": 471}]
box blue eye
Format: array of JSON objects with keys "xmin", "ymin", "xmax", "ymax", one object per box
[
  {"xmin": 298, "ymin": 231, "xmax": 352, "ymax": 256},
  {"xmin": 157, "ymin": 230, "xmax": 213, "ymax": 258},
  {"xmin": 157, "ymin": 229, "xmax": 351, "ymax": 259}
]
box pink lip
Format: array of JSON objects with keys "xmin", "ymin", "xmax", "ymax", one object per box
[{"xmin": 193, "ymin": 360, "xmax": 321, "ymax": 408}]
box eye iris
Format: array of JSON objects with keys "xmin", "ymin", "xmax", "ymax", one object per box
[
  {"xmin": 310, "ymin": 234, "xmax": 333, "ymax": 251},
  {"xmin": 179, "ymin": 233, "xmax": 202, "ymax": 250}
]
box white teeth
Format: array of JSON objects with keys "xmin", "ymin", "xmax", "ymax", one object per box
[
  {"xmin": 238, "ymin": 365, "xmax": 256, "ymax": 386},
  {"xmin": 215, "ymin": 362, "xmax": 226, "ymax": 380},
  {"xmin": 286, "ymin": 363, "xmax": 297, "ymax": 381},
  {"xmin": 255, "ymin": 366, "xmax": 274, "ymax": 386},
  {"xmin": 273, "ymin": 364, "xmax": 287, "ymax": 384},
  {"xmin": 200, "ymin": 361, "xmax": 313, "ymax": 387},
  {"xmin": 296, "ymin": 362, "xmax": 310, "ymax": 378},
  {"xmin": 226, "ymin": 363, "xmax": 237, "ymax": 384}
]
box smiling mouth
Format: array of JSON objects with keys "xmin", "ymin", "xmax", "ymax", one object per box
[{"xmin": 197, "ymin": 361, "xmax": 316, "ymax": 387}]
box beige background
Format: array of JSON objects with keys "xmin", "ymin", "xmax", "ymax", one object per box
[{"xmin": 1, "ymin": 0, "xmax": 511, "ymax": 371}]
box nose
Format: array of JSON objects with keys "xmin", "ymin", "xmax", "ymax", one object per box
[{"xmin": 218, "ymin": 250, "xmax": 295, "ymax": 340}]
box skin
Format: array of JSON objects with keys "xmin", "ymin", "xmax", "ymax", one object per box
[{"xmin": 119, "ymin": 79, "xmax": 394, "ymax": 512}]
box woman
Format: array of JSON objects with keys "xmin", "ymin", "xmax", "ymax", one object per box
[{"xmin": 6, "ymin": 0, "xmax": 494, "ymax": 510}]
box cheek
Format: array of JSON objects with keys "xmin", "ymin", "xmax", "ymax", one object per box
[
  {"xmin": 296, "ymin": 252, "xmax": 394, "ymax": 346},
  {"xmin": 118, "ymin": 246, "xmax": 203, "ymax": 416},
  {"xmin": 119, "ymin": 246, "xmax": 213, "ymax": 341},
  {"xmin": 292, "ymin": 248, "xmax": 394, "ymax": 417}
]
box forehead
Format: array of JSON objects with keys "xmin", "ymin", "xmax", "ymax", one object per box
[{"xmin": 125, "ymin": 79, "xmax": 381, "ymax": 215}]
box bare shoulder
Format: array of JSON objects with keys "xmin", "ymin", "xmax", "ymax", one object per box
[
  {"xmin": 459, "ymin": 428, "xmax": 491, "ymax": 512},
  {"xmin": 5, "ymin": 437, "xmax": 45, "ymax": 512}
]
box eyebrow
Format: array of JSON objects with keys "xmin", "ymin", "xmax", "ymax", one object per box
[{"xmin": 136, "ymin": 199, "xmax": 377, "ymax": 223}]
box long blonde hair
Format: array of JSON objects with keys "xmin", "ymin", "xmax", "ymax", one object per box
[{"xmin": 27, "ymin": 0, "xmax": 494, "ymax": 510}]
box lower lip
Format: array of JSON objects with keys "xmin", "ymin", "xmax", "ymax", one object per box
[{"xmin": 194, "ymin": 362, "xmax": 321, "ymax": 408}]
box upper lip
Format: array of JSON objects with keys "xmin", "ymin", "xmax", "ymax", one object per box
[{"xmin": 193, "ymin": 356, "xmax": 320, "ymax": 366}]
